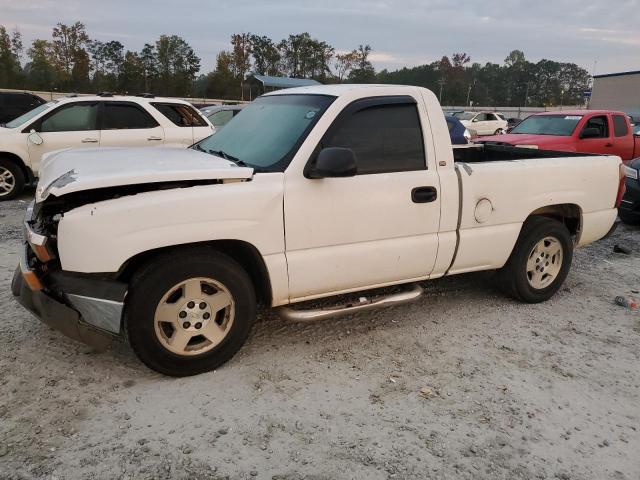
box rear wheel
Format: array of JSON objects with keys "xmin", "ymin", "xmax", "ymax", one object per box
[
  {"xmin": 494, "ymin": 128, "xmax": 504, "ymax": 135},
  {"xmin": 0, "ymin": 159, "xmax": 25, "ymax": 200},
  {"xmin": 126, "ymin": 248, "xmax": 256, "ymax": 376},
  {"xmin": 496, "ymin": 216, "xmax": 573, "ymax": 303}
]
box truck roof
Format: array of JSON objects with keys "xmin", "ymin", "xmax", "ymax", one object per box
[{"xmin": 264, "ymin": 84, "xmax": 421, "ymax": 97}]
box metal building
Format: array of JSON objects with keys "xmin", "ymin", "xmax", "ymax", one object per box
[{"xmin": 591, "ymin": 70, "xmax": 640, "ymax": 119}]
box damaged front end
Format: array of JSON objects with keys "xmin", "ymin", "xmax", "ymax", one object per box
[{"xmin": 13, "ymin": 201, "xmax": 125, "ymax": 350}]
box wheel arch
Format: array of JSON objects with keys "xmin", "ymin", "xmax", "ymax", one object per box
[
  {"xmin": 117, "ymin": 240, "xmax": 273, "ymax": 306},
  {"xmin": 0, "ymin": 151, "xmax": 34, "ymax": 183},
  {"xmin": 526, "ymin": 203, "xmax": 582, "ymax": 243}
]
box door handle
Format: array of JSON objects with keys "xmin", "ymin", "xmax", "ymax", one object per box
[
  {"xmin": 81, "ymin": 138, "xmax": 98, "ymax": 143},
  {"xmin": 147, "ymin": 136, "xmax": 163, "ymax": 141},
  {"xmin": 605, "ymin": 142, "xmax": 613, "ymax": 147},
  {"xmin": 411, "ymin": 186, "xmax": 438, "ymax": 203}
]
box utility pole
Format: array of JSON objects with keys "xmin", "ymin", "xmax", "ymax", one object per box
[
  {"xmin": 523, "ymin": 82, "xmax": 530, "ymax": 109},
  {"xmin": 466, "ymin": 79, "xmax": 476, "ymax": 107},
  {"xmin": 438, "ymin": 78, "xmax": 446, "ymax": 103}
]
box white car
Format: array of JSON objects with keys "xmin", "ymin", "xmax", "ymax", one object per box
[
  {"xmin": 454, "ymin": 111, "xmax": 508, "ymax": 136},
  {"xmin": 13, "ymin": 85, "xmax": 621, "ymax": 376},
  {"xmin": 0, "ymin": 94, "xmax": 214, "ymax": 199}
]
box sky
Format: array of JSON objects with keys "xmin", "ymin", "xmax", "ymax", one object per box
[{"xmin": 1, "ymin": 0, "xmax": 639, "ymax": 75}]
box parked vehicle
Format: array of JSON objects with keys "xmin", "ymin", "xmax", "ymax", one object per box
[
  {"xmin": 0, "ymin": 94, "xmax": 213, "ymax": 199},
  {"xmin": 201, "ymin": 105, "xmax": 246, "ymax": 129},
  {"xmin": 445, "ymin": 115, "xmax": 473, "ymax": 144},
  {"xmin": 479, "ymin": 110, "xmax": 640, "ymax": 161},
  {"xmin": 620, "ymin": 159, "xmax": 640, "ymax": 225},
  {"xmin": 0, "ymin": 92, "xmax": 46, "ymax": 124},
  {"xmin": 453, "ymin": 111, "xmax": 508, "ymax": 135},
  {"xmin": 13, "ymin": 85, "xmax": 622, "ymax": 376}
]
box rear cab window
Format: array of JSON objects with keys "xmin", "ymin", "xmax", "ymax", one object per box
[
  {"xmin": 151, "ymin": 102, "xmax": 208, "ymax": 127},
  {"xmin": 613, "ymin": 115, "xmax": 629, "ymax": 137}
]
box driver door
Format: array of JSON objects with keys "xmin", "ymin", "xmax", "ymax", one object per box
[
  {"xmin": 283, "ymin": 96, "xmax": 441, "ymax": 301},
  {"xmin": 26, "ymin": 101, "xmax": 100, "ymax": 174}
]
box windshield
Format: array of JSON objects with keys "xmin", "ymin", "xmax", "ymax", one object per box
[
  {"xmin": 453, "ymin": 112, "xmax": 475, "ymax": 121},
  {"xmin": 511, "ymin": 114, "xmax": 583, "ymax": 136},
  {"xmin": 5, "ymin": 101, "xmax": 57, "ymax": 128},
  {"xmin": 193, "ymin": 94, "xmax": 334, "ymax": 171}
]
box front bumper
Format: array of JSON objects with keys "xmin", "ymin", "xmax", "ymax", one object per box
[
  {"xmin": 619, "ymin": 176, "xmax": 640, "ymax": 222},
  {"xmin": 12, "ymin": 202, "xmax": 127, "ymax": 351},
  {"xmin": 12, "ymin": 261, "xmax": 114, "ymax": 351}
]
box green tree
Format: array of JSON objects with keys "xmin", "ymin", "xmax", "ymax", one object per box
[
  {"xmin": 154, "ymin": 34, "xmax": 200, "ymax": 96},
  {"xmin": 0, "ymin": 26, "xmax": 24, "ymax": 88},
  {"xmin": 51, "ymin": 22, "xmax": 90, "ymax": 88},
  {"xmin": 348, "ymin": 45, "xmax": 375, "ymax": 83},
  {"xmin": 24, "ymin": 39, "xmax": 58, "ymax": 90},
  {"xmin": 249, "ymin": 34, "xmax": 280, "ymax": 76}
]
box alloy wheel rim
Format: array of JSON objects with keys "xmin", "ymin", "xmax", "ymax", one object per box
[
  {"xmin": 526, "ymin": 236, "xmax": 563, "ymax": 289},
  {"xmin": 153, "ymin": 277, "xmax": 234, "ymax": 356},
  {"xmin": 0, "ymin": 167, "xmax": 15, "ymax": 197}
]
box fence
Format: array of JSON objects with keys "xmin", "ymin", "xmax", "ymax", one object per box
[
  {"xmin": 0, "ymin": 87, "xmax": 246, "ymax": 106},
  {"xmin": 2, "ymin": 88, "xmax": 586, "ymax": 117},
  {"xmin": 441, "ymin": 105, "xmax": 586, "ymax": 120}
]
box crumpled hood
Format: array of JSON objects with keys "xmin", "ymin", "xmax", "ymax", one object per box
[{"xmin": 36, "ymin": 147, "xmax": 254, "ymax": 202}]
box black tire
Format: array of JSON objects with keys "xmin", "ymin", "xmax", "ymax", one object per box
[
  {"xmin": 619, "ymin": 210, "xmax": 640, "ymax": 226},
  {"xmin": 494, "ymin": 129, "xmax": 503, "ymax": 135},
  {"xmin": 496, "ymin": 216, "xmax": 573, "ymax": 303},
  {"xmin": 0, "ymin": 158, "xmax": 25, "ymax": 201},
  {"xmin": 126, "ymin": 247, "xmax": 256, "ymax": 376}
]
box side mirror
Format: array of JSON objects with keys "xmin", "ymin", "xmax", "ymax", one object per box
[
  {"xmin": 308, "ymin": 147, "xmax": 357, "ymax": 179},
  {"xmin": 28, "ymin": 129, "xmax": 43, "ymax": 145}
]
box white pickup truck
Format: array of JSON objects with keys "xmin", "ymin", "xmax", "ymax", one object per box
[{"xmin": 12, "ymin": 85, "xmax": 623, "ymax": 376}]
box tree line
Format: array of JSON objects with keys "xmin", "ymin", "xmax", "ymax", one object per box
[{"xmin": 0, "ymin": 23, "xmax": 590, "ymax": 106}]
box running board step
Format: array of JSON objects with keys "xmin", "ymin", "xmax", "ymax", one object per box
[{"xmin": 277, "ymin": 284, "xmax": 424, "ymax": 322}]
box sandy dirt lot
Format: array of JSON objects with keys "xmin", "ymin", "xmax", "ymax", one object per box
[{"xmin": 1, "ymin": 189, "xmax": 639, "ymax": 480}]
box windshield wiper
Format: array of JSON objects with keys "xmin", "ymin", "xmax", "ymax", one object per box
[{"xmin": 207, "ymin": 149, "xmax": 248, "ymax": 167}]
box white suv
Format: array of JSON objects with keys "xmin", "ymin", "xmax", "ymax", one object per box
[
  {"xmin": 0, "ymin": 94, "xmax": 214, "ymax": 199},
  {"xmin": 454, "ymin": 111, "xmax": 508, "ymax": 136}
]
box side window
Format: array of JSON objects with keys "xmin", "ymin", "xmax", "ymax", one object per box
[
  {"xmin": 151, "ymin": 103, "xmax": 208, "ymax": 127},
  {"xmin": 208, "ymin": 110, "xmax": 234, "ymax": 127},
  {"xmin": 474, "ymin": 113, "xmax": 488, "ymax": 122},
  {"xmin": 40, "ymin": 103, "xmax": 98, "ymax": 132},
  {"xmin": 102, "ymin": 102, "xmax": 159, "ymax": 130},
  {"xmin": 322, "ymin": 102, "xmax": 426, "ymax": 175},
  {"xmin": 613, "ymin": 115, "xmax": 628, "ymax": 137},
  {"xmin": 582, "ymin": 115, "xmax": 609, "ymax": 138},
  {"xmin": 486, "ymin": 113, "xmax": 498, "ymax": 121}
]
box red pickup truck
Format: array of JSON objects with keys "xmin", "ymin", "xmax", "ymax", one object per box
[{"xmin": 480, "ymin": 110, "xmax": 640, "ymax": 161}]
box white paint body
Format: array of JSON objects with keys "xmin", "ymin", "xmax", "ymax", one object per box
[
  {"xmin": 0, "ymin": 95, "xmax": 214, "ymax": 178},
  {"xmin": 41, "ymin": 85, "xmax": 620, "ymax": 308}
]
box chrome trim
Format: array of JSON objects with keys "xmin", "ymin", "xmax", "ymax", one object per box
[
  {"xmin": 277, "ymin": 284, "xmax": 424, "ymax": 322},
  {"xmin": 66, "ymin": 294, "xmax": 123, "ymax": 334},
  {"xmin": 23, "ymin": 201, "xmax": 55, "ymax": 261}
]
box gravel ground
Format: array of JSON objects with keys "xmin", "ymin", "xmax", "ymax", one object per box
[{"xmin": 1, "ymin": 189, "xmax": 639, "ymax": 480}]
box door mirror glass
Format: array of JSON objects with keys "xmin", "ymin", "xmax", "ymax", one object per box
[
  {"xmin": 310, "ymin": 147, "xmax": 357, "ymax": 178},
  {"xmin": 28, "ymin": 130, "xmax": 43, "ymax": 145},
  {"xmin": 580, "ymin": 127, "xmax": 601, "ymax": 139}
]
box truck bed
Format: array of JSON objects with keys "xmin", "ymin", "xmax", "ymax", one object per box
[{"xmin": 453, "ymin": 143, "xmax": 592, "ymax": 163}]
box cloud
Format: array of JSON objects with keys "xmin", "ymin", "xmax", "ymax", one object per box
[{"xmin": 1, "ymin": 0, "xmax": 639, "ymax": 74}]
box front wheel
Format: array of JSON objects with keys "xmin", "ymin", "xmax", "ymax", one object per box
[
  {"xmin": 126, "ymin": 248, "xmax": 256, "ymax": 376},
  {"xmin": 0, "ymin": 159, "xmax": 25, "ymax": 201},
  {"xmin": 496, "ymin": 216, "xmax": 573, "ymax": 303}
]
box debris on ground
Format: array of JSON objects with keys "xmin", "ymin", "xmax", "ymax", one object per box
[
  {"xmin": 615, "ymin": 296, "xmax": 638, "ymax": 310},
  {"xmin": 613, "ymin": 244, "xmax": 632, "ymax": 254}
]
